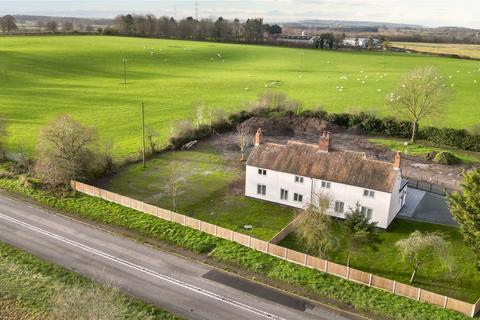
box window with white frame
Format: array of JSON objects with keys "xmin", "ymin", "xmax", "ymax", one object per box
[
  {"xmin": 258, "ymin": 168, "xmax": 267, "ymax": 176},
  {"xmin": 280, "ymin": 189, "xmax": 288, "ymax": 200},
  {"xmin": 363, "ymin": 189, "xmax": 375, "ymax": 198},
  {"xmin": 257, "ymin": 184, "xmax": 266, "ymax": 195},
  {"xmin": 293, "ymin": 193, "xmax": 303, "ymax": 202},
  {"xmin": 294, "ymin": 176, "xmax": 304, "ymax": 183},
  {"xmin": 361, "ymin": 206, "xmax": 373, "ymax": 219},
  {"xmin": 334, "ymin": 201, "xmax": 344, "ymax": 213},
  {"xmin": 321, "ymin": 181, "xmax": 331, "ymax": 189}
]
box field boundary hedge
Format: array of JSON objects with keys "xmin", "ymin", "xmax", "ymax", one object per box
[{"xmin": 72, "ymin": 180, "xmax": 480, "ymax": 317}]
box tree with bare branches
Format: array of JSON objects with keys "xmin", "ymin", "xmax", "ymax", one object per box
[
  {"xmin": 236, "ymin": 125, "xmax": 252, "ymax": 161},
  {"xmin": 35, "ymin": 115, "xmax": 111, "ymax": 187},
  {"xmin": 293, "ymin": 193, "xmax": 339, "ymax": 259},
  {"xmin": 396, "ymin": 230, "xmax": 449, "ymax": 283},
  {"xmin": 166, "ymin": 162, "xmax": 185, "ymax": 212},
  {"xmin": 386, "ymin": 66, "xmax": 449, "ymax": 143}
]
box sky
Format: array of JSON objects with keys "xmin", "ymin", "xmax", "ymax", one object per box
[{"xmin": 2, "ymin": 0, "xmax": 479, "ymax": 29}]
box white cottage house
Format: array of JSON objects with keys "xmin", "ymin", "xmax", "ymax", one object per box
[{"xmin": 245, "ymin": 129, "xmax": 407, "ymax": 229}]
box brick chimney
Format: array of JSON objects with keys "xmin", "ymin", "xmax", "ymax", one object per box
[
  {"xmin": 254, "ymin": 128, "xmax": 263, "ymax": 146},
  {"xmin": 394, "ymin": 151, "xmax": 401, "ymax": 170},
  {"xmin": 319, "ymin": 131, "xmax": 331, "ymax": 152}
]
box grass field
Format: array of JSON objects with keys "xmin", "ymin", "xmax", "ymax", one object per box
[
  {"xmin": 1, "ymin": 35, "xmax": 479, "ymax": 159},
  {"xmin": 0, "ymin": 241, "xmax": 178, "ymax": 319},
  {"xmin": 280, "ymin": 218, "xmax": 480, "ymax": 303},
  {"xmin": 369, "ymin": 138, "xmax": 480, "ymax": 164},
  {"xmin": 105, "ymin": 142, "xmax": 296, "ymax": 240},
  {"xmin": 391, "ymin": 41, "xmax": 480, "ymax": 60}
]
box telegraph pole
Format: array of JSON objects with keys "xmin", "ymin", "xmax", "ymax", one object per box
[
  {"xmin": 141, "ymin": 102, "xmax": 146, "ymax": 168},
  {"xmin": 195, "ymin": 1, "xmax": 199, "ymax": 20}
]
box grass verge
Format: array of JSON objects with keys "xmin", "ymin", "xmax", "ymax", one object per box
[
  {"xmin": 0, "ymin": 175, "xmax": 473, "ymax": 320},
  {"xmin": 0, "ymin": 241, "xmax": 180, "ymax": 320}
]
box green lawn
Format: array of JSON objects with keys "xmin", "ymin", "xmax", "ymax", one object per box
[
  {"xmin": 369, "ymin": 138, "xmax": 480, "ymax": 164},
  {"xmin": 280, "ymin": 218, "xmax": 480, "ymax": 303},
  {"xmin": 106, "ymin": 142, "xmax": 296, "ymax": 240},
  {"xmin": 1, "ymin": 35, "xmax": 479, "ymax": 159},
  {"xmin": 0, "ymin": 241, "xmax": 179, "ymax": 319}
]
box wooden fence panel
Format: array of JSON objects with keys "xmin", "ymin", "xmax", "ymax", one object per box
[
  {"xmin": 474, "ymin": 298, "xmax": 480, "ymax": 316},
  {"xmin": 250, "ymin": 238, "xmax": 267, "ymax": 252},
  {"xmin": 233, "ymin": 232, "xmax": 250, "ymax": 246},
  {"xmin": 420, "ymin": 290, "xmax": 446, "ymax": 308},
  {"xmin": 216, "ymin": 226, "xmax": 233, "ymax": 240},
  {"xmin": 348, "ymin": 268, "xmax": 371, "ymax": 285},
  {"xmin": 185, "ymin": 216, "xmax": 200, "ymax": 230},
  {"xmin": 306, "ymin": 256, "xmax": 326, "ymax": 271},
  {"xmin": 268, "ymin": 243, "xmax": 287, "ymax": 258},
  {"xmin": 171, "ymin": 212, "xmax": 185, "ymax": 225},
  {"xmin": 327, "ymin": 262, "xmax": 348, "ymax": 278},
  {"xmin": 287, "ymin": 250, "xmax": 306, "ymax": 265},
  {"xmin": 395, "ymin": 282, "xmax": 419, "ymax": 300},
  {"xmin": 130, "ymin": 199, "xmax": 144, "ymax": 211},
  {"xmin": 200, "ymin": 222, "xmax": 216, "ymax": 235},
  {"xmin": 371, "ymin": 275, "xmax": 394, "ymax": 291},
  {"xmin": 119, "ymin": 195, "xmax": 131, "ymax": 208},
  {"xmin": 446, "ymin": 297, "xmax": 474, "ymax": 315},
  {"xmin": 143, "ymin": 203, "xmax": 157, "ymax": 216},
  {"xmin": 157, "ymin": 208, "xmax": 172, "ymax": 220}
]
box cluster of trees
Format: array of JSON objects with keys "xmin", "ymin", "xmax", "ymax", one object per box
[
  {"xmin": 0, "ymin": 15, "xmax": 17, "ymax": 32},
  {"xmin": 112, "ymin": 14, "xmax": 281, "ymax": 42}
]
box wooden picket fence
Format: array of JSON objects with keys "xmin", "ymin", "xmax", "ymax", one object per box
[{"xmin": 71, "ymin": 180, "xmax": 480, "ymax": 317}]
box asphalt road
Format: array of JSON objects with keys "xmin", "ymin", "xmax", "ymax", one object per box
[{"xmin": 0, "ymin": 194, "xmax": 365, "ymax": 320}]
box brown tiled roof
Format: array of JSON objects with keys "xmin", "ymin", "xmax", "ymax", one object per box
[{"xmin": 246, "ymin": 141, "xmax": 397, "ymax": 193}]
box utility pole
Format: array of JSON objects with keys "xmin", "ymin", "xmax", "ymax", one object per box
[
  {"xmin": 122, "ymin": 58, "xmax": 128, "ymax": 84},
  {"xmin": 195, "ymin": 1, "xmax": 199, "ymax": 20},
  {"xmin": 141, "ymin": 102, "xmax": 146, "ymax": 168}
]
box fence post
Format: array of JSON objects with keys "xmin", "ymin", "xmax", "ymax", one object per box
[
  {"xmin": 392, "ymin": 280, "xmax": 397, "ymax": 293},
  {"xmin": 443, "ymin": 296, "xmax": 448, "ymax": 309},
  {"xmin": 346, "ymin": 266, "xmax": 350, "ymax": 279},
  {"xmin": 248, "ymin": 236, "xmax": 251, "ymax": 248},
  {"xmin": 198, "ymin": 220, "xmax": 201, "ymax": 231},
  {"xmin": 325, "ymin": 260, "xmax": 328, "ymax": 273},
  {"xmin": 417, "ymin": 288, "xmax": 422, "ymax": 301},
  {"xmin": 169, "ymin": 211, "xmax": 173, "ymax": 221},
  {"xmin": 183, "ymin": 215, "xmax": 186, "ymax": 225},
  {"xmin": 304, "ymin": 254, "xmax": 308, "ymax": 266},
  {"xmin": 368, "ymin": 273, "xmax": 373, "ymax": 286},
  {"xmin": 266, "ymin": 242, "xmax": 269, "ymax": 253},
  {"xmin": 284, "ymin": 248, "xmax": 288, "ymax": 259},
  {"xmin": 215, "ymin": 225, "xmax": 218, "ymax": 236}
]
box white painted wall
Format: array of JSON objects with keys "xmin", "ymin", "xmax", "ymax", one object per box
[{"xmin": 245, "ymin": 165, "xmax": 405, "ymax": 229}]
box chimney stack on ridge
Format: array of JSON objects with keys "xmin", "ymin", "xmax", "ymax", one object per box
[{"xmin": 319, "ymin": 131, "xmax": 331, "ymax": 152}]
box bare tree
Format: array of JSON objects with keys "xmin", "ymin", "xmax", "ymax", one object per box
[
  {"xmin": 45, "ymin": 21, "xmax": 58, "ymax": 33},
  {"xmin": 34, "ymin": 115, "xmax": 110, "ymax": 187},
  {"xmin": 386, "ymin": 66, "xmax": 449, "ymax": 143},
  {"xmin": 165, "ymin": 162, "xmax": 184, "ymax": 212},
  {"xmin": 146, "ymin": 127, "xmax": 160, "ymax": 155},
  {"xmin": 62, "ymin": 21, "xmax": 74, "ymax": 32},
  {"xmin": 396, "ymin": 230, "xmax": 449, "ymax": 283},
  {"xmin": 236, "ymin": 125, "xmax": 252, "ymax": 161},
  {"xmin": 293, "ymin": 193, "xmax": 339, "ymax": 259},
  {"xmin": 51, "ymin": 282, "xmax": 129, "ymax": 320}
]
